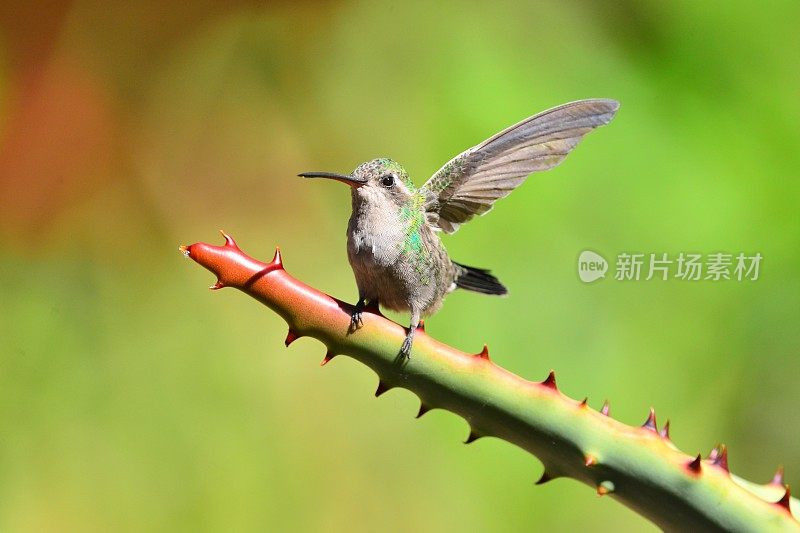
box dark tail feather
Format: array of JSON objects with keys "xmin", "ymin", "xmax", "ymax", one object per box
[{"xmin": 453, "ymin": 261, "xmax": 508, "ymax": 296}]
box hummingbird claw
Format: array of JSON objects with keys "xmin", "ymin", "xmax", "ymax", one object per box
[
  {"xmin": 349, "ymin": 298, "xmax": 367, "ymax": 333},
  {"xmin": 399, "ymin": 339, "xmax": 412, "ymax": 358},
  {"xmin": 399, "ymin": 327, "xmax": 416, "ymax": 358},
  {"xmin": 350, "ymin": 309, "xmax": 363, "ymax": 330}
]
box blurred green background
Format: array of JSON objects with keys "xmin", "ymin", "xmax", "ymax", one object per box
[{"xmin": 1, "ymin": 1, "xmax": 798, "ymax": 531}]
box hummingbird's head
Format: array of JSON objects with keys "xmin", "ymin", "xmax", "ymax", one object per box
[{"xmin": 299, "ymin": 158, "xmax": 415, "ymax": 208}]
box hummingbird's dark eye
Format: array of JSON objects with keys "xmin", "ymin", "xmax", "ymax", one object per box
[{"xmin": 381, "ymin": 174, "xmax": 395, "ymax": 188}]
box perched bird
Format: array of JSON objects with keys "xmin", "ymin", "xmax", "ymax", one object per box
[{"xmin": 300, "ymin": 99, "xmax": 619, "ymax": 357}]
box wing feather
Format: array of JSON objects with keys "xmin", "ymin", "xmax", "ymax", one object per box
[{"xmin": 421, "ymin": 99, "xmax": 619, "ymax": 233}]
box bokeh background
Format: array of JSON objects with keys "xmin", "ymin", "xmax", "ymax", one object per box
[{"xmin": 1, "ymin": 1, "xmax": 798, "ymax": 531}]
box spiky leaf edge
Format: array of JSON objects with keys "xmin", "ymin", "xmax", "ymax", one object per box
[{"xmin": 181, "ymin": 232, "xmax": 798, "ymax": 531}]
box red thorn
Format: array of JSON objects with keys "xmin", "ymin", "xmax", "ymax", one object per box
[
  {"xmin": 601, "ymin": 400, "xmax": 610, "ymax": 416},
  {"xmin": 597, "ymin": 481, "xmax": 614, "ymax": 496},
  {"xmin": 642, "ymin": 407, "xmax": 658, "ymax": 432},
  {"xmin": 284, "ymin": 329, "xmax": 299, "ymax": 347},
  {"xmin": 579, "ymin": 397, "xmax": 588, "ymax": 408},
  {"xmin": 375, "ymin": 381, "xmax": 391, "ymax": 397},
  {"xmin": 464, "ymin": 430, "xmax": 481, "ymax": 444},
  {"xmin": 584, "ymin": 454, "xmax": 598, "ymax": 467},
  {"xmin": 476, "ymin": 344, "xmax": 490, "ymax": 360},
  {"xmin": 540, "ymin": 370, "xmax": 558, "ymax": 390},
  {"xmin": 416, "ymin": 403, "xmax": 431, "ymax": 418},
  {"xmin": 209, "ymin": 279, "xmax": 225, "ymax": 290},
  {"xmin": 535, "ymin": 471, "xmax": 556, "ymax": 485},
  {"xmin": 771, "ymin": 466, "xmax": 785, "ymax": 487},
  {"xmin": 687, "ymin": 454, "xmax": 702, "ymax": 474},
  {"xmin": 659, "ymin": 420, "xmax": 671, "ymax": 440},
  {"xmin": 707, "ymin": 443, "xmax": 719, "ymax": 459},
  {"xmin": 219, "ymin": 229, "xmax": 238, "ymax": 248},
  {"xmin": 708, "ymin": 444, "xmax": 729, "ymax": 473},
  {"xmin": 271, "ymin": 247, "xmax": 283, "ymax": 268},
  {"xmin": 776, "ymin": 485, "xmax": 792, "ymax": 513},
  {"xmin": 320, "ymin": 351, "xmax": 336, "ymax": 366},
  {"xmin": 416, "ymin": 320, "xmax": 425, "ymax": 332}
]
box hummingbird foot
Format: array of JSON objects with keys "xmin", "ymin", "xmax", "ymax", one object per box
[
  {"xmin": 349, "ymin": 298, "xmax": 366, "ymax": 333},
  {"xmin": 399, "ymin": 327, "xmax": 416, "ymax": 358}
]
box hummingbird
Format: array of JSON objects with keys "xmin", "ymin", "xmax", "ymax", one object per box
[{"xmin": 300, "ymin": 99, "xmax": 619, "ymax": 357}]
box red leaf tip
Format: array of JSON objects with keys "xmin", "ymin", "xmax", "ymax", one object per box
[
  {"xmin": 219, "ymin": 229, "xmax": 238, "ymax": 248},
  {"xmin": 209, "ymin": 279, "xmax": 225, "ymax": 290},
  {"xmin": 597, "ymin": 480, "xmax": 614, "ymax": 496},
  {"xmin": 708, "ymin": 444, "xmax": 729, "ymax": 473},
  {"xmin": 776, "ymin": 485, "xmax": 792, "ymax": 513},
  {"xmin": 271, "ymin": 247, "xmax": 283, "ymax": 268},
  {"xmin": 687, "ymin": 453, "xmax": 702, "ymax": 474},
  {"xmin": 375, "ymin": 380, "xmax": 391, "ymax": 397},
  {"xmin": 642, "ymin": 407, "xmax": 658, "ymax": 432},
  {"xmin": 535, "ymin": 471, "xmax": 556, "ymax": 485},
  {"xmin": 601, "ymin": 400, "xmax": 611, "ymax": 416},
  {"xmin": 540, "ymin": 370, "xmax": 558, "ymax": 390},
  {"xmin": 320, "ymin": 351, "xmax": 336, "ymax": 366},
  {"xmin": 579, "ymin": 397, "xmax": 588, "ymax": 408},
  {"xmin": 284, "ymin": 329, "xmax": 300, "ymax": 347},
  {"xmin": 476, "ymin": 344, "xmax": 490, "ymax": 360},
  {"xmin": 659, "ymin": 419, "xmax": 671, "ymax": 440},
  {"xmin": 179, "ymin": 244, "xmax": 191, "ymax": 256},
  {"xmin": 584, "ymin": 454, "xmax": 598, "ymax": 467},
  {"xmin": 771, "ymin": 466, "xmax": 785, "ymax": 487},
  {"xmin": 416, "ymin": 320, "xmax": 425, "ymax": 332}
]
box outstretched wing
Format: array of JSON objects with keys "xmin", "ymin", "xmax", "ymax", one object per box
[{"xmin": 421, "ymin": 99, "xmax": 619, "ymax": 233}]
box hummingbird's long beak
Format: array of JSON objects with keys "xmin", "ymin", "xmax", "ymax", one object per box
[{"xmin": 298, "ymin": 171, "xmax": 366, "ymax": 188}]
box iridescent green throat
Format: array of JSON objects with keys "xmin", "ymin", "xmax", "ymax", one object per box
[{"xmin": 399, "ymin": 192, "xmax": 431, "ymax": 284}]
